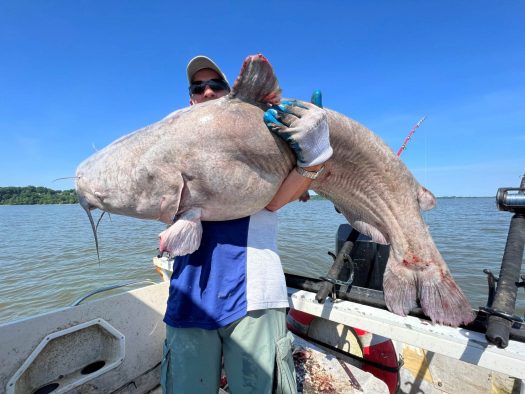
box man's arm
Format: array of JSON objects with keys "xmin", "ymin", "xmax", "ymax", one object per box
[
  {"xmin": 265, "ymin": 164, "xmax": 322, "ymax": 211},
  {"xmin": 263, "ymin": 92, "xmax": 332, "ymax": 212}
]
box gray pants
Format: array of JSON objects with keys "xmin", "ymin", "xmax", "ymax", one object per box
[{"xmin": 161, "ymin": 308, "xmax": 297, "ymax": 394}]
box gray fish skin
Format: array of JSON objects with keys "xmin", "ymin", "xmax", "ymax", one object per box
[
  {"xmin": 312, "ymin": 112, "xmax": 473, "ymax": 326},
  {"xmin": 75, "ymin": 54, "xmax": 473, "ymax": 326},
  {"xmin": 76, "ymin": 99, "xmax": 293, "ymax": 224}
]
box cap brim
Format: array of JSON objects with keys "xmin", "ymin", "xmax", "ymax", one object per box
[{"xmin": 186, "ymin": 56, "xmax": 229, "ymax": 86}]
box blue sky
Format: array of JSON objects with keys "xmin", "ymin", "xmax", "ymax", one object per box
[{"xmin": 1, "ymin": 1, "xmax": 523, "ymax": 197}]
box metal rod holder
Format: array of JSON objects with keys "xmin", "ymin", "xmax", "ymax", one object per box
[{"xmin": 486, "ymin": 174, "xmax": 525, "ymax": 348}]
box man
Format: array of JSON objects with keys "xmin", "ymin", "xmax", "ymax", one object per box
[{"xmin": 161, "ymin": 55, "xmax": 332, "ymax": 394}]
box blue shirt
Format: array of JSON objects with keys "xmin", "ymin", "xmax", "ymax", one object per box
[{"xmin": 163, "ymin": 211, "xmax": 289, "ymax": 330}]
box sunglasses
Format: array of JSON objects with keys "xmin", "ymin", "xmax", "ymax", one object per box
[{"xmin": 189, "ymin": 79, "xmax": 230, "ymax": 95}]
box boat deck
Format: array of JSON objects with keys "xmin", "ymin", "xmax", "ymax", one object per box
[{"xmin": 1, "ymin": 280, "xmax": 523, "ymax": 393}]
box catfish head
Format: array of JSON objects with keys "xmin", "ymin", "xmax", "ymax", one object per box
[
  {"xmin": 75, "ymin": 54, "xmax": 292, "ymax": 257},
  {"xmin": 75, "ymin": 122, "xmax": 186, "ymax": 223}
]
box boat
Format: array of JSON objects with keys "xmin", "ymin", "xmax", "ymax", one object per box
[
  {"xmin": 1, "ymin": 180, "xmax": 524, "ymax": 393},
  {"xmin": 0, "ymin": 266, "xmax": 392, "ymax": 394}
]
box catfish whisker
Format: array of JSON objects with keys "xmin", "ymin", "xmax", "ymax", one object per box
[
  {"xmin": 96, "ymin": 211, "xmax": 106, "ymax": 231},
  {"xmin": 79, "ymin": 196, "xmax": 101, "ymax": 265},
  {"xmin": 53, "ymin": 176, "xmax": 79, "ymax": 182}
]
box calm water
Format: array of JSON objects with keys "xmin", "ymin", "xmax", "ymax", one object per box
[{"xmin": 1, "ymin": 198, "xmax": 523, "ymax": 324}]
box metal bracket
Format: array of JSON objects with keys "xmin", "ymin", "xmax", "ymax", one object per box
[
  {"xmin": 320, "ymin": 253, "xmax": 355, "ymax": 300},
  {"xmin": 315, "ymin": 229, "xmax": 359, "ymax": 303},
  {"xmin": 518, "ymin": 275, "xmax": 525, "ymax": 313},
  {"xmin": 483, "ymin": 269, "xmax": 499, "ymax": 308},
  {"xmin": 480, "ymin": 307, "xmax": 524, "ymax": 328}
]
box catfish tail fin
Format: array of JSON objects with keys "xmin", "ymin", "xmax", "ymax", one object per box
[{"xmin": 383, "ymin": 261, "xmax": 474, "ymax": 327}]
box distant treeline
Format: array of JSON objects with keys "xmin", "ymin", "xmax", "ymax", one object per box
[
  {"xmin": 0, "ymin": 186, "xmax": 78, "ymax": 205},
  {"xmin": 0, "ymin": 187, "xmax": 486, "ymax": 206}
]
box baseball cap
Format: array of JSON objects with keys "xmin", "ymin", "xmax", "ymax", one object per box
[{"xmin": 186, "ymin": 55, "xmax": 230, "ymax": 86}]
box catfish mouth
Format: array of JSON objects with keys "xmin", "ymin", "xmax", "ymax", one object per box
[
  {"xmin": 75, "ymin": 175, "xmax": 107, "ymax": 211},
  {"xmin": 80, "ymin": 192, "xmax": 106, "ymax": 211}
]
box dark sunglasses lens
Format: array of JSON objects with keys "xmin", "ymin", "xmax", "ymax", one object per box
[
  {"xmin": 208, "ymin": 79, "xmax": 229, "ymax": 92},
  {"xmin": 190, "ymin": 84, "xmax": 206, "ymax": 94},
  {"xmin": 190, "ymin": 79, "xmax": 229, "ymax": 95}
]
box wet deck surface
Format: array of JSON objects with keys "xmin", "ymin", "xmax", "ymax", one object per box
[
  {"xmin": 148, "ymin": 335, "xmax": 388, "ymax": 393},
  {"xmin": 148, "ymin": 386, "xmax": 228, "ymax": 393},
  {"xmin": 292, "ymin": 336, "xmax": 388, "ymax": 393}
]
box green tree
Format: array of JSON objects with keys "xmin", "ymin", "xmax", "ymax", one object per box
[{"xmin": 0, "ymin": 187, "xmax": 78, "ymax": 205}]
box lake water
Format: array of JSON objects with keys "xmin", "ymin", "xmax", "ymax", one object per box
[{"xmin": 1, "ymin": 198, "xmax": 524, "ymax": 324}]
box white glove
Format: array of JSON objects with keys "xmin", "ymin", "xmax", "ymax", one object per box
[{"xmin": 264, "ymin": 100, "xmax": 333, "ymax": 167}]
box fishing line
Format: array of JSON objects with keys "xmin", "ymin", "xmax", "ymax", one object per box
[
  {"xmin": 397, "ymin": 115, "xmax": 428, "ymax": 216},
  {"xmin": 423, "ymin": 119, "xmax": 428, "ymax": 220},
  {"xmin": 425, "ymin": 117, "xmax": 428, "ymax": 192}
]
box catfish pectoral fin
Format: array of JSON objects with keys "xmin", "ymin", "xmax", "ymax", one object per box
[
  {"xmin": 352, "ymin": 220, "xmax": 388, "ymax": 245},
  {"xmin": 158, "ymin": 208, "xmax": 203, "ymax": 256}
]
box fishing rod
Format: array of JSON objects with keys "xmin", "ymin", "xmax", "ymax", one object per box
[{"xmin": 396, "ymin": 116, "xmax": 426, "ymax": 157}]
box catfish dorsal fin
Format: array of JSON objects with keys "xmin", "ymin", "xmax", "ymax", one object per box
[{"xmin": 229, "ymin": 54, "xmax": 281, "ymax": 105}]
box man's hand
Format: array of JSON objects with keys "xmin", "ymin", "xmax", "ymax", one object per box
[
  {"xmin": 263, "ymin": 100, "xmax": 333, "ymax": 168},
  {"xmin": 298, "ymin": 191, "xmax": 310, "ymax": 202},
  {"xmin": 263, "ymin": 90, "xmax": 331, "ymax": 211}
]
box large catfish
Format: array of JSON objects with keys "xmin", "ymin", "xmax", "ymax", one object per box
[{"xmin": 76, "ymin": 54, "xmax": 473, "ymax": 326}]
